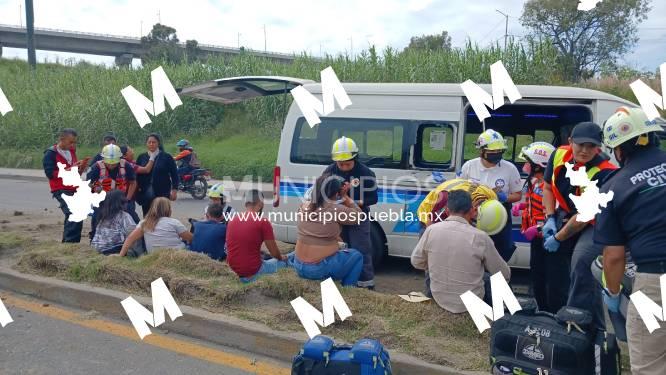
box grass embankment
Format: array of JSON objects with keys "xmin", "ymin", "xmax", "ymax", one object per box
[{"xmin": 0, "ymin": 232, "xmax": 487, "ymax": 371}]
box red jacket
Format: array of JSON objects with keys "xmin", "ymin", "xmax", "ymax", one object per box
[{"xmin": 43, "ymin": 145, "xmax": 79, "ymax": 193}]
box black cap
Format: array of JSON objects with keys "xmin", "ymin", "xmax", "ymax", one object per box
[
  {"xmin": 571, "ymin": 122, "xmax": 602, "ymax": 146},
  {"xmin": 103, "ymin": 132, "xmax": 117, "ymax": 142}
]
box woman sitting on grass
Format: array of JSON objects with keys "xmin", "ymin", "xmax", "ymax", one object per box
[
  {"xmin": 91, "ymin": 189, "xmax": 136, "ymax": 255},
  {"xmin": 118, "ymin": 197, "xmax": 192, "ymax": 256},
  {"xmin": 291, "ymin": 174, "xmax": 364, "ymax": 287}
]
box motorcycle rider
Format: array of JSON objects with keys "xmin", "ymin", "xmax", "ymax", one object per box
[{"xmin": 174, "ymin": 139, "xmax": 200, "ymax": 180}]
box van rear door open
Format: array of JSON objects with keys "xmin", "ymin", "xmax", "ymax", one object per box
[{"xmin": 178, "ymin": 76, "xmax": 314, "ymax": 103}]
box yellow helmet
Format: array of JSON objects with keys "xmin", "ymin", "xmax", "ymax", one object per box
[
  {"xmin": 101, "ymin": 144, "xmax": 122, "ymax": 164},
  {"xmin": 207, "ymin": 183, "xmax": 225, "ymax": 198},
  {"xmin": 331, "ymin": 136, "xmax": 359, "ymax": 161},
  {"xmin": 603, "ymin": 107, "xmax": 663, "ymax": 149},
  {"xmin": 476, "ymin": 199, "xmax": 507, "ymax": 235},
  {"xmin": 475, "ymin": 129, "xmax": 507, "ymax": 151}
]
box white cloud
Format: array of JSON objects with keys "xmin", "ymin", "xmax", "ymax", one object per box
[{"xmin": 0, "ymin": 0, "xmax": 662, "ymax": 69}]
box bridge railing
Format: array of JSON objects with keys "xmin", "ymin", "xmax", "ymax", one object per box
[{"xmin": 0, "ymin": 23, "xmax": 298, "ymax": 59}]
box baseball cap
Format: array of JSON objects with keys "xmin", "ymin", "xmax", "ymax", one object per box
[{"xmin": 571, "ymin": 122, "xmax": 602, "ymax": 146}]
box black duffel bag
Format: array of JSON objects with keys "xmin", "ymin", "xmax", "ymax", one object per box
[{"xmin": 490, "ymin": 299, "xmax": 597, "ymax": 375}]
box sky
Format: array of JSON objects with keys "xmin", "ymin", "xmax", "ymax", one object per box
[{"xmin": 0, "ymin": 0, "xmax": 664, "ymax": 71}]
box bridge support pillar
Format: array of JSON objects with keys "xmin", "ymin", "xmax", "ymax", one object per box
[{"xmin": 114, "ymin": 53, "xmax": 133, "ymax": 67}]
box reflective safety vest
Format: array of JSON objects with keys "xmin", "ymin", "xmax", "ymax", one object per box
[
  {"xmin": 550, "ymin": 145, "xmax": 616, "ymax": 213},
  {"xmin": 92, "ymin": 160, "xmax": 128, "ymax": 193},
  {"xmin": 522, "ymin": 179, "xmax": 545, "ymax": 232}
]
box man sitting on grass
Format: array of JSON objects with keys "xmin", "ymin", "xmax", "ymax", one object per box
[
  {"xmin": 411, "ymin": 190, "xmax": 510, "ymax": 313},
  {"xmin": 190, "ymin": 203, "xmax": 228, "ymax": 261},
  {"xmin": 226, "ymin": 189, "xmax": 288, "ymax": 282}
]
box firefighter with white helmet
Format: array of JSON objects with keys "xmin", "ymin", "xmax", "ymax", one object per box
[
  {"xmin": 324, "ymin": 136, "xmax": 378, "ymax": 289},
  {"xmin": 513, "ymin": 141, "xmax": 563, "ymax": 312},
  {"xmin": 595, "ymin": 107, "xmax": 666, "ymax": 373},
  {"xmin": 459, "ymin": 129, "xmax": 523, "ymax": 262}
]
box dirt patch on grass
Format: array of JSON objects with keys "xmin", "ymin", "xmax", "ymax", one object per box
[{"xmin": 6, "ymin": 231, "xmax": 488, "ymax": 371}]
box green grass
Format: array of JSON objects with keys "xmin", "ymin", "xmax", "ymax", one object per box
[{"xmin": 11, "ymin": 232, "xmax": 487, "ymax": 370}]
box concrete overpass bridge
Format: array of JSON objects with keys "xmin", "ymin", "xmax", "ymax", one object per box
[{"xmin": 0, "ymin": 24, "xmax": 297, "ymax": 65}]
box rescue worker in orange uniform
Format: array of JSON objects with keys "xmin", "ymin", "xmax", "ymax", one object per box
[
  {"xmin": 512, "ymin": 142, "xmax": 560, "ymax": 312},
  {"xmin": 87, "ymin": 144, "xmax": 137, "ymax": 239},
  {"xmin": 542, "ymin": 122, "xmax": 617, "ymax": 329}
]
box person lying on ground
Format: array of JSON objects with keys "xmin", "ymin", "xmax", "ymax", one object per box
[
  {"xmin": 411, "ymin": 190, "xmax": 510, "ymax": 313},
  {"xmin": 292, "ymin": 174, "xmax": 364, "ymax": 287},
  {"xmin": 226, "ymin": 189, "xmax": 288, "ymax": 282},
  {"xmin": 190, "ymin": 203, "xmax": 228, "ymax": 261},
  {"xmin": 91, "ymin": 190, "xmax": 136, "ymax": 255},
  {"xmin": 117, "ymin": 197, "xmax": 192, "ymax": 256}
]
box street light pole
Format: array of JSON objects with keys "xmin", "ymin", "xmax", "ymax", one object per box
[
  {"xmin": 25, "ymin": 0, "xmax": 36, "ymax": 69},
  {"xmin": 263, "ymin": 24, "xmax": 267, "ymax": 52},
  {"xmin": 496, "ymin": 9, "xmax": 509, "ymax": 50}
]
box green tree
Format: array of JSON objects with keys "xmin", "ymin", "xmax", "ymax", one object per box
[
  {"xmin": 405, "ymin": 31, "xmax": 452, "ymax": 51},
  {"xmin": 141, "ymin": 23, "xmax": 200, "ymax": 64},
  {"xmin": 520, "ymin": 0, "xmax": 651, "ymax": 81}
]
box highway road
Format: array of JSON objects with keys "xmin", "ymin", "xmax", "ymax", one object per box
[{"xmin": 0, "ymin": 292, "xmax": 290, "ymax": 375}]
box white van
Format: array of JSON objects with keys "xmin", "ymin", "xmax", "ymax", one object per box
[{"xmin": 180, "ymin": 77, "xmax": 659, "ymax": 269}]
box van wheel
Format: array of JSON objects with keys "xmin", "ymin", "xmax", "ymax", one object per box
[{"xmin": 370, "ymin": 224, "xmax": 386, "ymax": 269}]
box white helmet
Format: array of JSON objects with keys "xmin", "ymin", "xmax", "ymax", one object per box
[
  {"xmin": 475, "ymin": 129, "xmax": 507, "ymax": 151},
  {"xmin": 603, "ymin": 107, "xmax": 663, "ymax": 149},
  {"xmin": 519, "ymin": 142, "xmax": 556, "ymax": 168}
]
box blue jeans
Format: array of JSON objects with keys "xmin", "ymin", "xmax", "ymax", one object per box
[
  {"xmin": 292, "ymin": 249, "xmax": 363, "ymax": 287},
  {"xmin": 342, "ymin": 218, "xmax": 373, "ymax": 285},
  {"xmin": 239, "ymin": 258, "xmax": 288, "ymax": 283}
]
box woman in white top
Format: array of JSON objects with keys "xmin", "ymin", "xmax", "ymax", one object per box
[
  {"xmin": 118, "ymin": 197, "xmax": 192, "ymax": 256},
  {"xmin": 459, "ymin": 129, "xmax": 523, "ymax": 262}
]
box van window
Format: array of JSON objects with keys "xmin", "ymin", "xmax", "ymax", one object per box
[
  {"xmin": 462, "ymin": 104, "xmax": 592, "ymax": 165},
  {"xmin": 291, "ymin": 117, "xmax": 408, "ymax": 169},
  {"xmin": 415, "ymin": 124, "xmax": 455, "ymax": 169}
]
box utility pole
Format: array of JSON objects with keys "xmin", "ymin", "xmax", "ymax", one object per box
[
  {"xmin": 496, "ymin": 10, "xmax": 509, "ymax": 50},
  {"xmin": 263, "ymin": 24, "xmax": 267, "ymax": 52},
  {"xmin": 19, "ymin": 3, "xmax": 22, "ymax": 28},
  {"xmin": 157, "ymin": 10, "xmax": 161, "ymax": 24},
  {"xmin": 237, "ymin": 32, "xmax": 241, "ymax": 49},
  {"xmin": 349, "ymin": 36, "xmax": 353, "ymax": 58},
  {"xmin": 25, "ymin": 0, "xmax": 36, "ymax": 69},
  {"xmin": 140, "ymin": 20, "xmax": 143, "ymax": 37}
]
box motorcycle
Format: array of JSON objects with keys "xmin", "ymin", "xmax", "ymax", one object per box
[{"xmin": 178, "ymin": 168, "xmax": 210, "ymax": 199}]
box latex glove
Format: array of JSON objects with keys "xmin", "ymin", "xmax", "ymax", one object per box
[
  {"xmin": 523, "ymin": 225, "xmax": 539, "ymax": 241},
  {"xmin": 542, "ymin": 217, "xmax": 557, "ymax": 238},
  {"xmin": 603, "ymin": 288, "xmax": 621, "ymax": 313},
  {"xmin": 512, "ymin": 202, "xmax": 527, "ymax": 216},
  {"xmin": 496, "ymin": 191, "xmax": 508, "ymax": 202},
  {"xmin": 543, "ymin": 235, "xmax": 560, "ymax": 252}
]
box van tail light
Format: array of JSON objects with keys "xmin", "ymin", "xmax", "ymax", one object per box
[{"xmin": 273, "ymin": 166, "xmax": 281, "ymax": 207}]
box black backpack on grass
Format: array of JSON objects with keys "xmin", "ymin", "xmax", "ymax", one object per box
[
  {"xmin": 490, "ymin": 298, "xmax": 620, "ymax": 374},
  {"xmin": 292, "ymin": 335, "xmax": 392, "ymax": 375}
]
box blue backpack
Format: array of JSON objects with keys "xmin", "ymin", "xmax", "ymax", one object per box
[{"xmin": 292, "ymin": 335, "xmax": 392, "ymax": 375}]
